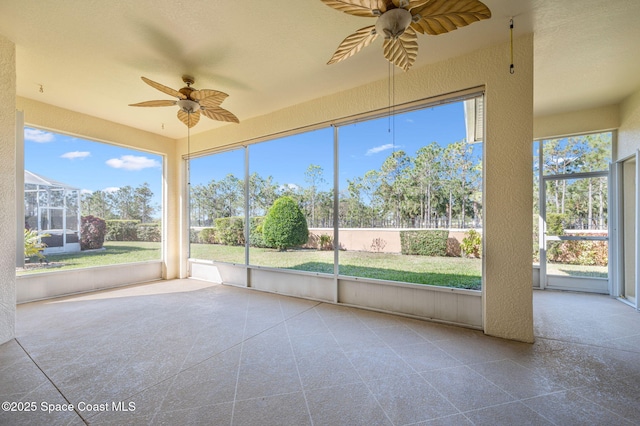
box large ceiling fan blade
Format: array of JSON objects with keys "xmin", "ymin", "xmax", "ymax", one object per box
[
  {"xmin": 141, "ymin": 76, "xmax": 187, "ymax": 99},
  {"xmin": 383, "ymin": 26, "xmax": 418, "ymax": 71},
  {"xmin": 328, "ymin": 25, "xmax": 378, "ymax": 65},
  {"xmin": 190, "ymin": 89, "xmax": 229, "ymax": 106},
  {"xmin": 128, "ymin": 100, "xmax": 177, "ymax": 107},
  {"xmin": 320, "ymin": 0, "xmax": 387, "ymax": 17},
  {"xmin": 201, "ymin": 106, "xmax": 240, "ymax": 124},
  {"xmin": 410, "ymin": 0, "xmax": 491, "ymax": 35},
  {"xmin": 177, "ymin": 109, "xmax": 200, "ymax": 128}
]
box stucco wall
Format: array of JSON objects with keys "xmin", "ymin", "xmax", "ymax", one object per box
[
  {"xmin": 618, "ymin": 87, "xmax": 640, "ymax": 160},
  {"xmin": 15, "ymin": 97, "xmax": 182, "ymax": 280},
  {"xmin": 179, "ymin": 35, "xmax": 535, "ymax": 342},
  {"xmin": 534, "ymin": 104, "xmax": 620, "ymax": 140},
  {"xmin": 0, "ymin": 35, "xmax": 16, "ymax": 345}
]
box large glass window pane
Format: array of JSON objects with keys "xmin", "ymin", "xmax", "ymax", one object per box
[
  {"xmin": 248, "ymin": 128, "xmax": 333, "ymax": 273},
  {"xmin": 189, "ymin": 149, "xmax": 245, "ymax": 264},
  {"xmin": 542, "ymin": 133, "xmax": 611, "ymax": 176},
  {"xmin": 338, "ymin": 99, "xmax": 482, "ymax": 290},
  {"xmin": 544, "ymin": 177, "xmax": 608, "ymax": 232},
  {"xmin": 546, "ymin": 240, "xmax": 608, "ymax": 278},
  {"xmin": 19, "ymin": 127, "xmax": 162, "ymax": 274}
]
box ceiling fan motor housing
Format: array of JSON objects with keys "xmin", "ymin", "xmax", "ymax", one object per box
[{"xmin": 376, "ymin": 8, "xmax": 412, "ymax": 39}]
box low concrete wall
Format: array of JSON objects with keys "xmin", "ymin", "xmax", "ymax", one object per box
[
  {"xmin": 17, "ymin": 261, "xmax": 163, "ymax": 303},
  {"xmin": 307, "ymin": 228, "xmax": 473, "ymax": 255},
  {"xmin": 189, "ymin": 260, "xmax": 482, "ymax": 329}
]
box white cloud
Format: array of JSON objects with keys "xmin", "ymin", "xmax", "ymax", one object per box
[
  {"xmin": 366, "ymin": 143, "xmax": 395, "ymax": 156},
  {"xmin": 24, "ymin": 128, "xmax": 55, "ymax": 143},
  {"xmin": 279, "ymin": 183, "xmax": 300, "ymax": 192},
  {"xmin": 60, "ymin": 151, "xmax": 90, "ymax": 160},
  {"xmin": 80, "ymin": 189, "xmax": 93, "ymax": 194},
  {"xmin": 103, "ymin": 187, "xmax": 120, "ymax": 193},
  {"xmin": 105, "ymin": 155, "xmax": 160, "ymax": 171}
]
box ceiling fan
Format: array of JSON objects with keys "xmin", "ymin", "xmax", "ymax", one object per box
[
  {"xmin": 129, "ymin": 76, "xmax": 239, "ymax": 128},
  {"xmin": 322, "ymin": 0, "xmax": 491, "ymax": 71}
]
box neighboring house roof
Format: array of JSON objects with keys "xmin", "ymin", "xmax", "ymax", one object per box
[{"xmin": 24, "ymin": 170, "xmax": 79, "ymax": 190}]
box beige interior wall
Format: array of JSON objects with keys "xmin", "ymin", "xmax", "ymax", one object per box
[
  {"xmin": 0, "ymin": 35, "xmax": 16, "ymax": 345},
  {"xmin": 180, "ymin": 35, "xmax": 536, "ymax": 342},
  {"xmin": 622, "ymin": 158, "xmax": 636, "ymax": 301},
  {"xmin": 618, "ymin": 88, "xmax": 640, "ymax": 161},
  {"xmin": 534, "ymin": 104, "xmax": 620, "ymax": 140},
  {"xmin": 14, "ymin": 97, "xmax": 182, "ymax": 280}
]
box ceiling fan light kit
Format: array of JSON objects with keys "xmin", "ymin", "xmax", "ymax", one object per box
[{"xmin": 322, "ymin": 0, "xmax": 491, "ymax": 71}]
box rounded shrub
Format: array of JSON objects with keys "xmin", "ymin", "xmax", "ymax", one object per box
[
  {"xmin": 80, "ymin": 215, "xmax": 107, "ymax": 250},
  {"xmin": 262, "ymin": 196, "xmax": 308, "ymax": 251}
]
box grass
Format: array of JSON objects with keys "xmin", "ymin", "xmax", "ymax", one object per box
[
  {"xmin": 546, "ymin": 262, "xmax": 608, "ymax": 278},
  {"xmin": 18, "ymin": 242, "xmax": 606, "ymax": 289},
  {"xmin": 190, "ymin": 243, "xmax": 482, "ymax": 290},
  {"xmin": 17, "ymin": 241, "xmax": 161, "ymax": 275}
]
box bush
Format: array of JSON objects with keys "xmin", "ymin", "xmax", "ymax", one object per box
[
  {"xmin": 400, "ymin": 230, "xmax": 448, "ymax": 256},
  {"xmin": 460, "ymin": 229, "xmax": 482, "ymax": 258},
  {"xmin": 199, "ymin": 227, "xmax": 218, "ymax": 244},
  {"xmin": 105, "ymin": 219, "xmax": 139, "ymax": 241},
  {"xmin": 24, "ymin": 228, "xmax": 49, "ymax": 259},
  {"xmin": 80, "ymin": 215, "xmax": 107, "ymax": 250},
  {"xmin": 319, "ymin": 234, "xmax": 333, "ymax": 250},
  {"xmin": 262, "ymin": 196, "xmax": 309, "ymax": 250},
  {"xmin": 215, "ymin": 217, "xmax": 245, "ymax": 246},
  {"xmin": 249, "ymin": 217, "xmax": 267, "ymax": 248},
  {"xmin": 137, "ymin": 222, "xmax": 161, "ymax": 242}
]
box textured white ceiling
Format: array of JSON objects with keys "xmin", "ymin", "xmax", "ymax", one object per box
[{"xmin": 1, "ymin": 0, "xmax": 639, "ymax": 138}]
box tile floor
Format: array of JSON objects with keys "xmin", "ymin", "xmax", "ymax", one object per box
[{"xmin": 1, "ymin": 279, "xmax": 639, "ymax": 425}]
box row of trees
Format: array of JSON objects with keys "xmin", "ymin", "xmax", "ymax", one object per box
[
  {"xmin": 190, "ymin": 140, "xmax": 482, "ymax": 229},
  {"xmin": 81, "ymin": 182, "xmax": 158, "ymax": 223},
  {"xmin": 535, "ymin": 133, "xmax": 610, "ymax": 231}
]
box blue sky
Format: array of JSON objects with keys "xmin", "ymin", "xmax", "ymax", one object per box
[
  {"xmin": 24, "ymin": 128, "xmax": 163, "ymax": 207},
  {"xmin": 190, "ymin": 100, "xmax": 477, "ymax": 191},
  {"xmin": 25, "ymin": 99, "xmax": 477, "ymax": 211}
]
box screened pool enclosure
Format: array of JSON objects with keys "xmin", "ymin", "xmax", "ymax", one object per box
[{"xmin": 24, "ymin": 170, "xmax": 81, "ymax": 254}]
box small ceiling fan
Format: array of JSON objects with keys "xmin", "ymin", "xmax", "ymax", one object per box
[
  {"xmin": 129, "ymin": 76, "xmax": 239, "ymax": 128},
  {"xmin": 322, "ymin": 0, "xmax": 491, "ymax": 71}
]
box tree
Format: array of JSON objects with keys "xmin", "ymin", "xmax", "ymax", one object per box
[
  {"xmin": 262, "ymin": 196, "xmax": 309, "ymax": 250},
  {"xmin": 134, "ymin": 182, "xmax": 157, "ymax": 223},
  {"xmin": 304, "ymin": 164, "xmax": 326, "ymax": 227}
]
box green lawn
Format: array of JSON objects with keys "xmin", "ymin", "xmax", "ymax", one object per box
[
  {"xmin": 19, "ymin": 242, "xmax": 606, "ymax": 290},
  {"xmin": 17, "ymin": 241, "xmax": 161, "ymax": 275},
  {"xmin": 190, "ymin": 243, "xmax": 482, "ymax": 290}
]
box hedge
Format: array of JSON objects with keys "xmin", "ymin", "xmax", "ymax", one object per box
[
  {"xmin": 215, "ymin": 217, "xmax": 245, "ymax": 246},
  {"xmin": 105, "ymin": 220, "xmax": 140, "ymax": 241},
  {"xmin": 400, "ymin": 230, "xmax": 449, "ymax": 256},
  {"xmin": 137, "ymin": 223, "xmax": 161, "ymax": 242}
]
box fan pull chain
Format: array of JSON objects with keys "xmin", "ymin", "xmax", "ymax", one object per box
[
  {"xmin": 509, "ymin": 18, "xmax": 515, "ymax": 74},
  {"xmin": 187, "ymin": 113, "xmax": 191, "ymax": 187}
]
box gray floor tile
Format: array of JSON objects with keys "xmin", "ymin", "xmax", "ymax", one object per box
[
  {"xmin": 366, "ymin": 373, "xmax": 458, "ymax": 424},
  {"xmin": 235, "ymin": 358, "xmax": 302, "ymax": 400},
  {"xmin": 421, "ymin": 365, "xmax": 514, "ymax": 412},
  {"xmin": 393, "ymin": 341, "xmax": 462, "ymax": 372},
  {"xmin": 6, "ymin": 281, "xmax": 640, "ymax": 426},
  {"xmin": 306, "ymin": 383, "xmax": 392, "ymax": 426},
  {"xmin": 470, "ymin": 359, "xmax": 566, "ymax": 399},
  {"xmin": 344, "ymin": 346, "xmax": 415, "ymax": 381},
  {"xmin": 523, "ymin": 390, "xmax": 635, "ymax": 426},
  {"xmin": 296, "ymin": 350, "xmax": 362, "ymax": 390},
  {"xmin": 464, "ymin": 401, "xmax": 555, "ymax": 426},
  {"xmin": 232, "ymin": 392, "xmax": 311, "ymax": 426},
  {"xmin": 372, "ymin": 324, "xmax": 426, "ymax": 348}
]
